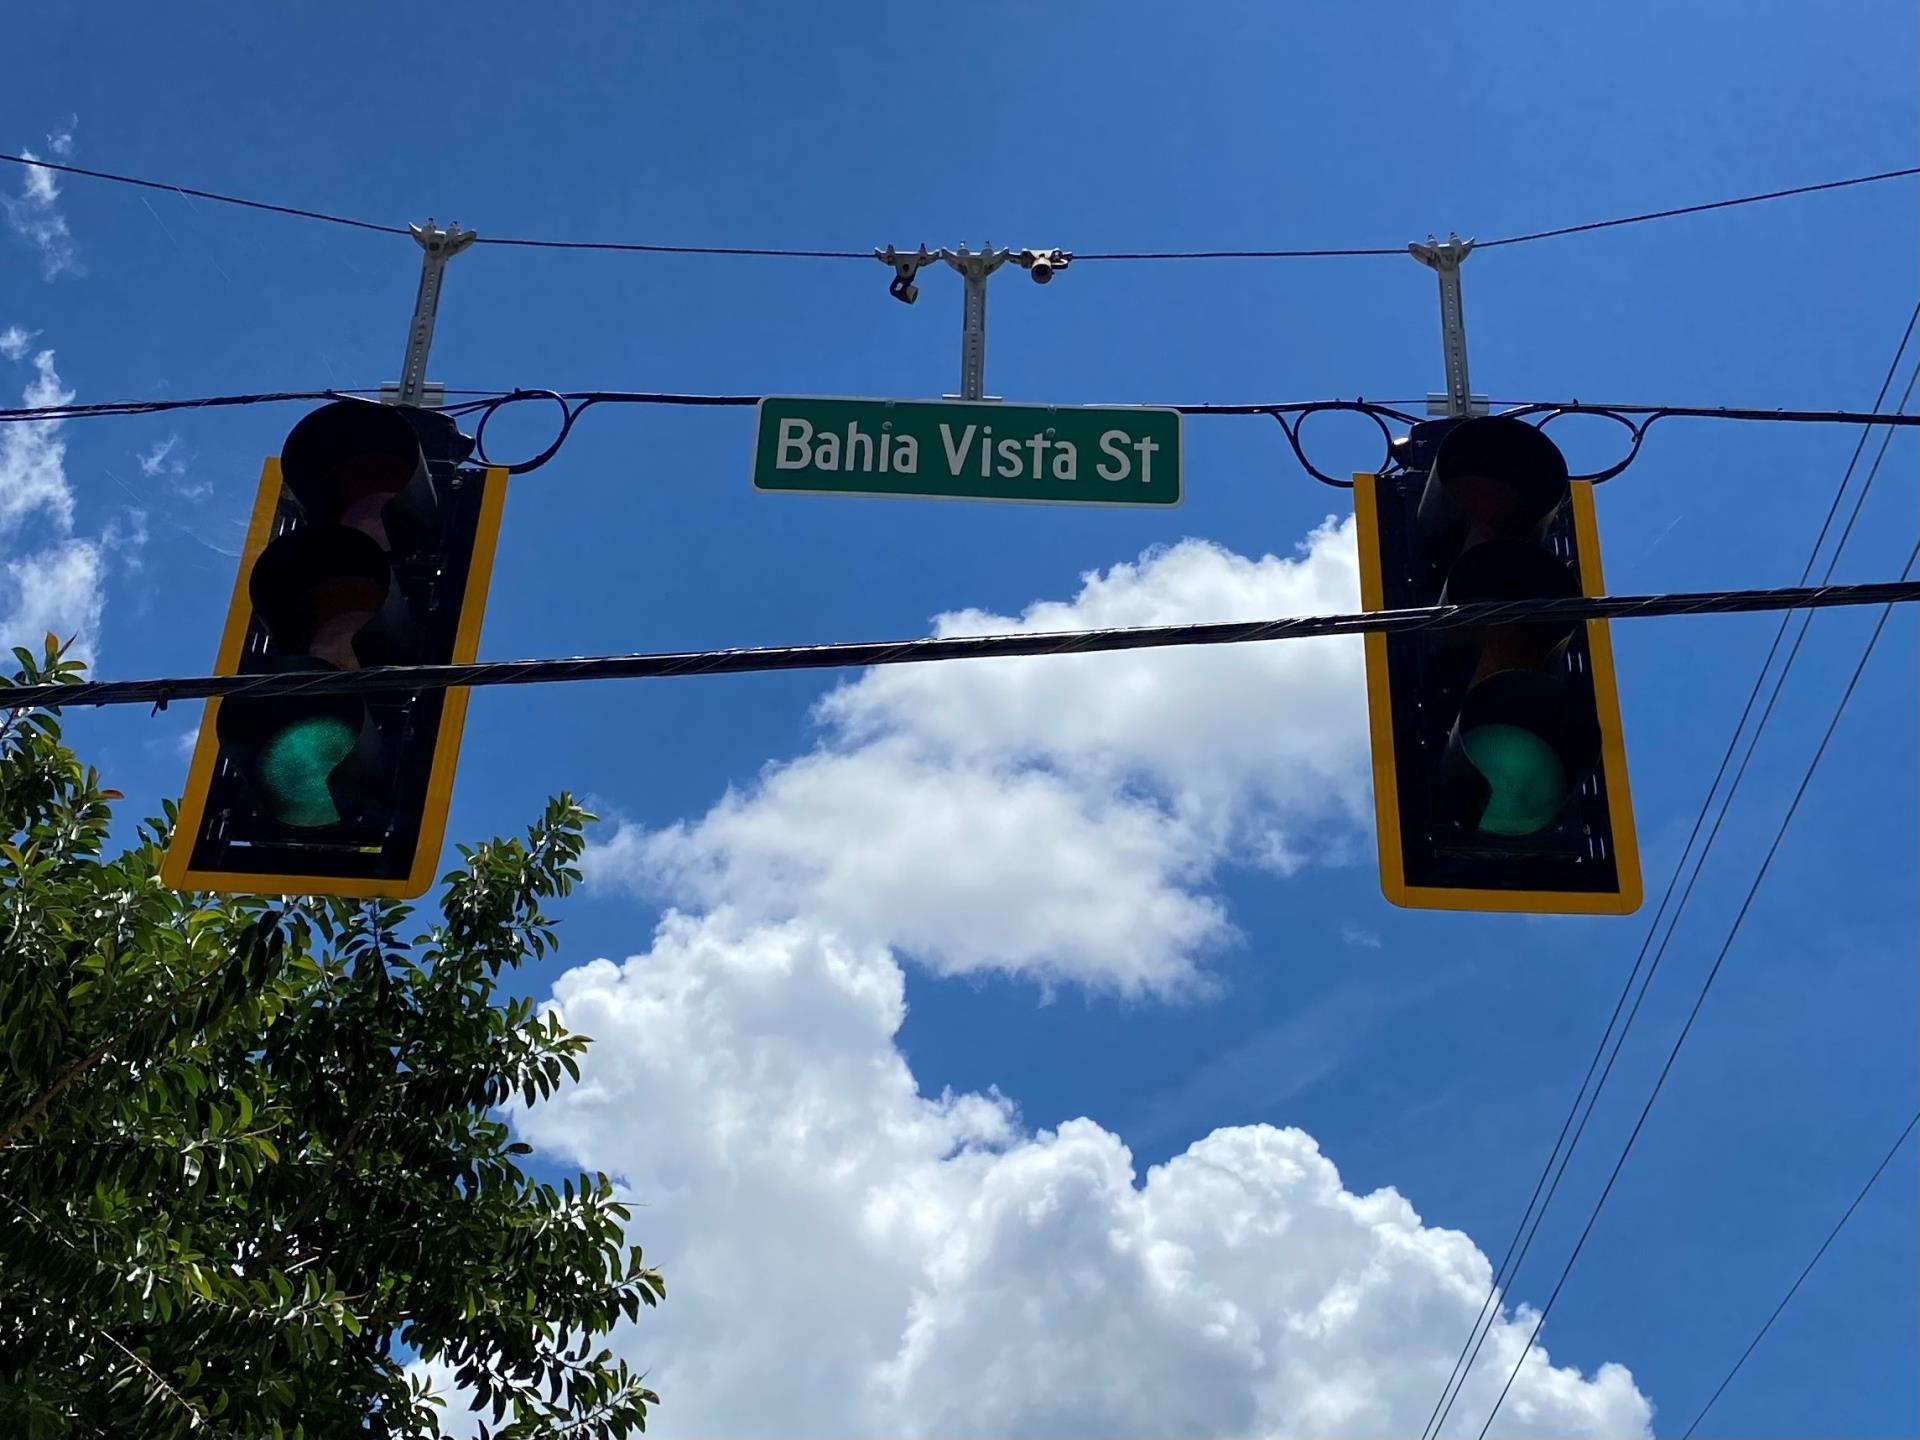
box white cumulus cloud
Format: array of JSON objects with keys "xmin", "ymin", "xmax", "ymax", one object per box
[
  {"xmin": 533, "ymin": 518, "xmax": 1652, "ymax": 1436},
  {"xmin": 500, "ymin": 910, "xmax": 1652, "ymax": 1439},
  {"xmin": 587, "ymin": 520, "xmax": 1370, "ymax": 996}
]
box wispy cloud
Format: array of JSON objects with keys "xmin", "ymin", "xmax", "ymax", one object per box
[
  {"xmin": 0, "ymin": 334, "xmax": 137, "ymax": 662},
  {"xmin": 1341, "ymin": 923, "xmax": 1383, "ymax": 949},
  {"xmin": 134, "ymin": 433, "xmax": 210, "ymax": 500},
  {"xmin": 1126, "ymin": 978, "xmax": 1428, "ymax": 1148},
  {"xmin": 3, "ymin": 128, "xmax": 78, "ymax": 278},
  {"xmin": 136, "ymin": 436, "xmax": 179, "ymax": 477},
  {"xmin": 0, "ymin": 325, "xmax": 33, "ymax": 361},
  {"xmin": 0, "ymin": 346, "xmax": 77, "ymax": 536}
]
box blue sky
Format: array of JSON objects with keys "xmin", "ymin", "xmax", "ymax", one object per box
[{"xmin": 3, "ymin": 4, "xmax": 1915, "ymax": 1436}]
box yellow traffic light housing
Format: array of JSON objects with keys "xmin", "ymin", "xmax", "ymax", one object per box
[
  {"xmin": 163, "ymin": 400, "xmax": 507, "ymax": 899},
  {"xmin": 1355, "ymin": 416, "xmax": 1640, "ymax": 914}
]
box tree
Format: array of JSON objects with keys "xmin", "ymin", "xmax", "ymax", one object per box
[{"xmin": 0, "ymin": 636, "xmax": 664, "ymax": 1440}]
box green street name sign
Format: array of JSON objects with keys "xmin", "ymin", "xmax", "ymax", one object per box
[{"xmin": 752, "ymin": 397, "xmax": 1182, "ymax": 507}]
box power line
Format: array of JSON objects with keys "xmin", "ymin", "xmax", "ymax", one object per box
[
  {"xmin": 1421, "ymin": 305, "xmax": 1920, "ymax": 1440},
  {"xmin": 1680, "ymin": 1111, "xmax": 1919, "ymax": 1439},
  {"xmin": 4, "ymin": 578, "xmax": 1916, "ymax": 715},
  {"xmin": 5, "ymin": 151, "xmax": 1913, "ymax": 263},
  {"xmin": 1468, "ymin": 540, "xmax": 1920, "ymax": 1440}
]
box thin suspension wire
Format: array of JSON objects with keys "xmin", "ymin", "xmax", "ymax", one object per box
[
  {"xmin": 1468, "ymin": 539, "xmax": 1920, "ymax": 1440},
  {"xmin": 0, "ymin": 152, "xmax": 408, "ymax": 236},
  {"xmin": 1679, "ymin": 1111, "xmax": 1919, "ymax": 1439},
  {"xmin": 1421, "ymin": 306, "xmax": 1920, "ymax": 1440},
  {"xmin": 1473, "ymin": 168, "xmax": 1920, "ymax": 248},
  {"xmin": 3, "ymin": 579, "xmax": 1916, "ymax": 716},
  {"xmin": 5, "ymin": 151, "xmax": 1912, "ymax": 261}
]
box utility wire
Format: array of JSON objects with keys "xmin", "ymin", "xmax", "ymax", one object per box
[
  {"xmin": 1680, "ymin": 1110, "xmax": 1919, "ymax": 1439},
  {"xmin": 1470, "ymin": 536, "xmax": 1920, "ymax": 1440},
  {"xmin": 5, "ymin": 151, "xmax": 1913, "ymax": 262},
  {"xmin": 3, "ymin": 579, "xmax": 1916, "ymax": 715},
  {"xmin": 1424, "ymin": 306, "xmax": 1919, "ymax": 1440}
]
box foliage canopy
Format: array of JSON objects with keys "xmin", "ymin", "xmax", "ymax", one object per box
[{"xmin": 1, "ymin": 637, "xmax": 662, "ymax": 1439}]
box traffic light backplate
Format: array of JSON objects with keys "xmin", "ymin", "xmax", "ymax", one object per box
[
  {"xmin": 163, "ymin": 412, "xmax": 506, "ymax": 900},
  {"xmin": 1354, "ymin": 428, "xmax": 1640, "ymax": 915}
]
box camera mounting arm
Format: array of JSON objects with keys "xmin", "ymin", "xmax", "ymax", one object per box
[{"xmin": 874, "ymin": 243, "xmax": 1072, "ymax": 401}]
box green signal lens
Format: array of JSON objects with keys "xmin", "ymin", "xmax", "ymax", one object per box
[
  {"xmin": 254, "ymin": 713, "xmax": 358, "ymax": 827},
  {"xmin": 1461, "ymin": 723, "xmax": 1569, "ymax": 836}
]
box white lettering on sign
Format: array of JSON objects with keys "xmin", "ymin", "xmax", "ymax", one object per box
[
  {"xmin": 1132, "ymin": 433, "xmax": 1158, "ymax": 483},
  {"xmin": 777, "ymin": 418, "xmax": 923, "ymax": 475},
  {"xmin": 940, "ymin": 423, "xmax": 974, "ymax": 475},
  {"xmin": 776, "ymin": 417, "xmax": 814, "ymax": 469},
  {"xmin": 937, "ymin": 422, "xmax": 1091, "ymax": 484},
  {"xmin": 1094, "ymin": 429, "xmax": 1160, "ymax": 483}
]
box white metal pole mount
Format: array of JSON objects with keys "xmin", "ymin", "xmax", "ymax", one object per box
[
  {"xmin": 385, "ymin": 218, "xmax": 477, "ymax": 409},
  {"xmin": 1407, "ymin": 233, "xmax": 1487, "ymax": 419}
]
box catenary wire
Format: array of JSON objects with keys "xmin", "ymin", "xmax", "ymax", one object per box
[
  {"xmin": 4, "ymin": 151, "xmax": 1913, "ymax": 261},
  {"xmin": 0, "ymin": 152, "xmax": 410, "ymax": 235},
  {"xmin": 1426, "ymin": 308, "xmax": 1919, "ymax": 1439},
  {"xmin": 3, "ymin": 579, "xmax": 1916, "ymax": 715},
  {"xmin": 1472, "ymin": 168, "xmax": 1920, "ymax": 248},
  {"xmin": 1469, "ymin": 534, "xmax": 1920, "ymax": 1440},
  {"xmin": 1075, "ymin": 168, "xmax": 1920, "ymax": 258},
  {"xmin": 1679, "ymin": 1110, "xmax": 1919, "ymax": 1439}
]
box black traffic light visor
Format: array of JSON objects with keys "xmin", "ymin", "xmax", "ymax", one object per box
[
  {"xmin": 1417, "ymin": 415, "xmax": 1571, "ymax": 556},
  {"xmin": 248, "ymin": 524, "xmax": 417, "ymax": 670},
  {"xmin": 1438, "ymin": 538, "xmax": 1584, "ymax": 675},
  {"xmin": 282, "ymin": 399, "xmax": 437, "ymax": 554}
]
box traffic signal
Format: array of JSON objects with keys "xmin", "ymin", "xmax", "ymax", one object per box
[
  {"xmin": 1353, "ymin": 415, "xmax": 1640, "ymax": 914},
  {"xmin": 162, "ymin": 400, "xmax": 507, "ymax": 899}
]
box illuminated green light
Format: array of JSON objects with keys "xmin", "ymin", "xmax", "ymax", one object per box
[
  {"xmin": 254, "ymin": 714, "xmax": 357, "ymax": 827},
  {"xmin": 1461, "ymin": 724, "xmax": 1568, "ymax": 836}
]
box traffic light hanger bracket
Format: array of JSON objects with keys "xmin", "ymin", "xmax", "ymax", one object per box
[
  {"xmin": 1408, "ymin": 234, "xmax": 1489, "ymax": 420},
  {"xmin": 381, "ymin": 219, "xmax": 477, "ymax": 409}
]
